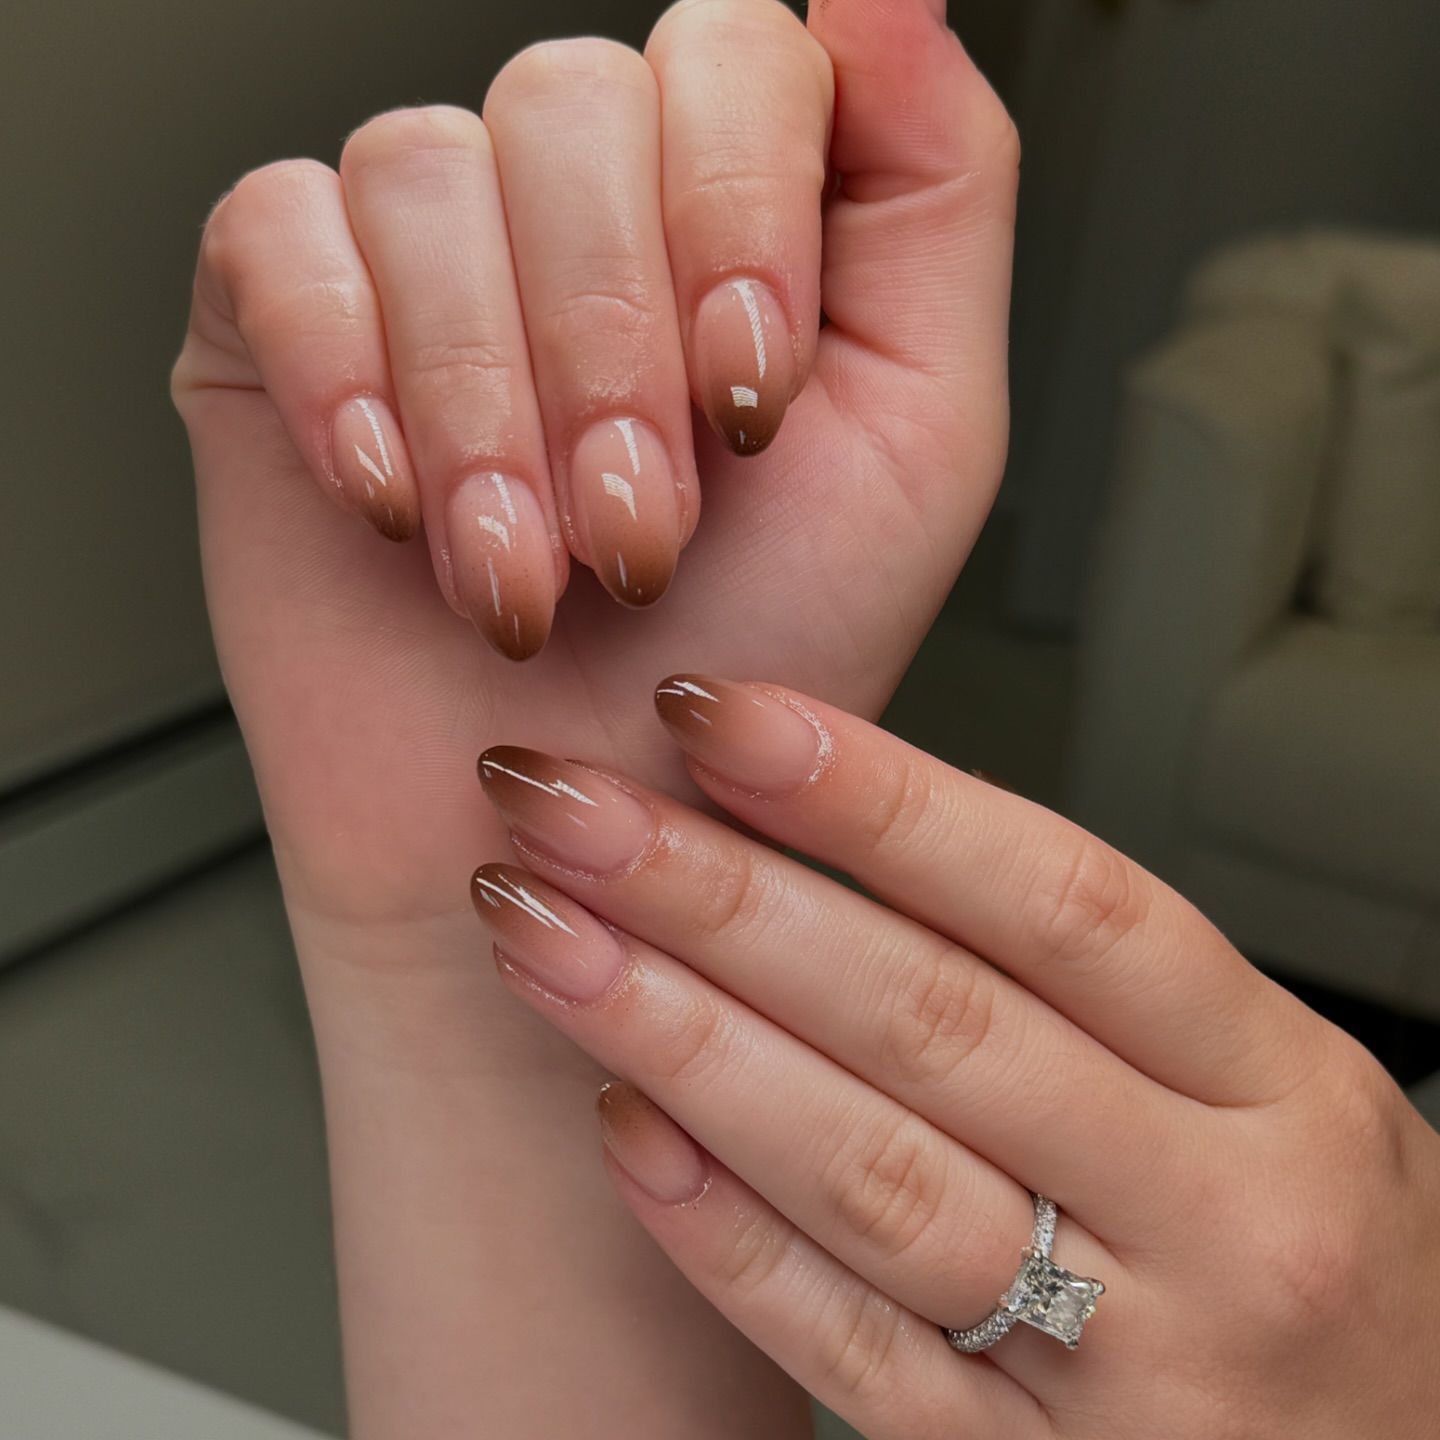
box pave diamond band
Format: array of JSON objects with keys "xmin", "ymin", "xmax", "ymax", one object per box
[{"xmin": 944, "ymin": 1194, "xmax": 1104, "ymax": 1354}]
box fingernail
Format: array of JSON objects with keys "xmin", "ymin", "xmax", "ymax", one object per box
[
  {"xmin": 597, "ymin": 1083, "xmax": 710, "ymax": 1205},
  {"xmin": 330, "ymin": 395, "xmax": 419, "ymax": 541},
  {"xmin": 569, "ymin": 417, "xmax": 679, "ymax": 607},
  {"xmin": 446, "ymin": 472, "xmax": 555, "ymax": 661},
  {"xmin": 655, "ymin": 676, "xmax": 823, "ymax": 793},
  {"xmin": 479, "ymin": 747, "xmax": 655, "ymax": 875},
  {"xmin": 471, "ymin": 863, "xmax": 625, "ymax": 1003},
  {"xmin": 691, "ymin": 278, "xmax": 796, "ymax": 456}
]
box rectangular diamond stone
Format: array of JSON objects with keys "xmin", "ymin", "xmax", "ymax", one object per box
[{"xmin": 1004, "ymin": 1251, "xmax": 1104, "ymax": 1349}]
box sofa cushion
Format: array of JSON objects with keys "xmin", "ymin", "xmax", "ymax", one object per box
[
  {"xmin": 1316, "ymin": 270, "xmax": 1440, "ymax": 631},
  {"xmin": 1189, "ymin": 619, "xmax": 1440, "ymax": 910}
]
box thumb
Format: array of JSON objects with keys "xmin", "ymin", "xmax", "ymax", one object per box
[{"xmin": 809, "ymin": 0, "xmax": 1019, "ymax": 385}]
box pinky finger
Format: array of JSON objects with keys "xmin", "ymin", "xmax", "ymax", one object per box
[
  {"xmin": 175, "ymin": 158, "xmax": 420, "ymax": 541},
  {"xmin": 595, "ymin": 1084, "xmax": 1046, "ymax": 1440}
]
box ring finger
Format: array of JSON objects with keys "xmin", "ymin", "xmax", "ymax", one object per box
[
  {"xmin": 340, "ymin": 105, "xmax": 563, "ymax": 661},
  {"xmin": 484, "ymin": 39, "xmax": 698, "ymax": 608},
  {"xmin": 471, "ymin": 862, "xmax": 1121, "ymax": 1386}
]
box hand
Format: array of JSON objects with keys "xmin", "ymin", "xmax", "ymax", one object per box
[
  {"xmin": 171, "ymin": 0, "xmax": 1017, "ymax": 935},
  {"xmin": 169, "ymin": 2, "xmax": 1018, "ymax": 1430},
  {"xmin": 473, "ymin": 676, "xmax": 1440, "ymax": 1440}
]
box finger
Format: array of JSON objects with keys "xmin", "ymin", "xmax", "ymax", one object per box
[
  {"xmin": 644, "ymin": 0, "xmax": 831, "ymax": 455},
  {"xmin": 339, "ymin": 107, "xmax": 561, "ymax": 661},
  {"xmin": 178, "ymin": 159, "xmax": 420, "ymax": 542},
  {"xmin": 471, "ymin": 862, "xmax": 1120, "ymax": 1370},
  {"xmin": 808, "ymin": 0, "xmax": 1019, "ymax": 497},
  {"xmin": 595, "ymin": 1085, "xmax": 1045, "ymax": 1440},
  {"xmin": 652, "ymin": 677, "xmax": 1320, "ymax": 1107},
  {"xmin": 478, "ymin": 746, "xmax": 1192, "ymax": 1234},
  {"xmin": 484, "ymin": 40, "xmax": 697, "ymax": 608}
]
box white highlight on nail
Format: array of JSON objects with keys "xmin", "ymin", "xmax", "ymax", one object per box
[
  {"xmin": 355, "ymin": 397, "xmax": 394, "ymax": 482},
  {"xmin": 733, "ymin": 279, "xmax": 767, "ymax": 379},
  {"xmin": 614, "ymin": 417, "xmax": 641, "ymax": 474},
  {"xmin": 486, "ymin": 557, "xmax": 502, "ymax": 616},
  {"xmin": 616, "ymin": 551, "xmax": 629, "ymax": 591},
  {"xmin": 731, "ymin": 386, "xmax": 759, "ymax": 409},
  {"xmin": 353, "ymin": 444, "xmax": 388, "ymax": 497},
  {"xmin": 476, "ymin": 514, "xmax": 512, "ymax": 548},
  {"xmin": 482, "ymin": 758, "xmax": 599, "ymax": 807},
  {"xmin": 476, "ymin": 871, "xmax": 578, "ymax": 934},
  {"xmin": 662, "ymin": 679, "xmax": 719, "ymax": 702},
  {"xmin": 601, "ymin": 471, "xmax": 638, "ymax": 520},
  {"xmin": 490, "ymin": 472, "xmax": 518, "ymax": 524}
]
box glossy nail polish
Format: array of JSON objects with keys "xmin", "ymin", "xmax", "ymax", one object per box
[
  {"xmin": 478, "ymin": 747, "xmax": 655, "ymax": 875},
  {"xmin": 330, "ymin": 395, "xmax": 419, "ymax": 541},
  {"xmin": 597, "ymin": 1083, "xmax": 710, "ymax": 1205},
  {"xmin": 446, "ymin": 472, "xmax": 555, "ymax": 661},
  {"xmin": 471, "ymin": 863, "xmax": 625, "ymax": 1002},
  {"xmin": 691, "ymin": 278, "xmax": 796, "ymax": 456},
  {"xmin": 655, "ymin": 676, "xmax": 824, "ymax": 793},
  {"xmin": 569, "ymin": 417, "xmax": 679, "ymax": 607}
]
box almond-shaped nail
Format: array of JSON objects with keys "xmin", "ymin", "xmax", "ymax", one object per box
[
  {"xmin": 479, "ymin": 747, "xmax": 655, "ymax": 875},
  {"xmin": 447, "ymin": 472, "xmax": 555, "ymax": 661},
  {"xmin": 655, "ymin": 676, "xmax": 823, "ymax": 793},
  {"xmin": 472, "ymin": 863, "xmax": 625, "ymax": 1003},
  {"xmin": 597, "ymin": 1083, "xmax": 710, "ymax": 1205},
  {"xmin": 330, "ymin": 395, "xmax": 419, "ymax": 541},
  {"xmin": 569, "ymin": 417, "xmax": 678, "ymax": 607},
  {"xmin": 691, "ymin": 278, "xmax": 796, "ymax": 456}
]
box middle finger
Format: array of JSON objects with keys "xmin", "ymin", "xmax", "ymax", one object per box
[{"xmin": 484, "ymin": 39, "xmax": 697, "ymax": 608}]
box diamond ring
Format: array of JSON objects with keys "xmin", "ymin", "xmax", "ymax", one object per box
[{"xmin": 944, "ymin": 1194, "xmax": 1105, "ymax": 1353}]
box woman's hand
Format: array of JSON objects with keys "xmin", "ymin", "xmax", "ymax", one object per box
[
  {"xmin": 474, "ymin": 676, "xmax": 1440, "ymax": 1440},
  {"xmin": 170, "ymin": 2, "xmax": 1017, "ymax": 1430}
]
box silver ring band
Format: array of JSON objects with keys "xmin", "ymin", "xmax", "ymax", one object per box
[{"xmin": 944, "ymin": 1194, "xmax": 1104, "ymax": 1353}]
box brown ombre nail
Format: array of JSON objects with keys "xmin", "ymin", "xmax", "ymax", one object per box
[
  {"xmin": 447, "ymin": 472, "xmax": 555, "ymax": 662},
  {"xmin": 478, "ymin": 747, "xmax": 655, "ymax": 875},
  {"xmin": 691, "ymin": 278, "xmax": 796, "ymax": 456},
  {"xmin": 471, "ymin": 863, "xmax": 625, "ymax": 1002},
  {"xmin": 597, "ymin": 1083, "xmax": 710, "ymax": 1205},
  {"xmin": 569, "ymin": 417, "xmax": 679, "ymax": 607},
  {"xmin": 330, "ymin": 394, "xmax": 419, "ymax": 541},
  {"xmin": 655, "ymin": 676, "xmax": 823, "ymax": 793}
]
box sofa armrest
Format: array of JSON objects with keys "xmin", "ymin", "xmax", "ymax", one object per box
[{"xmin": 1068, "ymin": 311, "xmax": 1334, "ymax": 875}]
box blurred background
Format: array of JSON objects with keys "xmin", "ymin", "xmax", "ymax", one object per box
[{"xmin": 3, "ymin": 0, "xmax": 1439, "ymax": 1435}]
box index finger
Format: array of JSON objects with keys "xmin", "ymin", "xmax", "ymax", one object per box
[
  {"xmin": 653, "ymin": 675, "xmax": 1321, "ymax": 1107},
  {"xmin": 645, "ymin": 0, "xmax": 833, "ymax": 455}
]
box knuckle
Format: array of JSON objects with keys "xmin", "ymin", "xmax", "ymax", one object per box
[
  {"xmin": 884, "ymin": 948, "xmax": 997, "ymax": 1090},
  {"xmin": 717, "ymin": 1208, "xmax": 794, "ymax": 1296},
  {"xmin": 687, "ymin": 844, "xmax": 767, "ymax": 947},
  {"xmin": 1252, "ymin": 1219, "xmax": 1368, "ymax": 1333},
  {"xmin": 857, "ymin": 757, "xmax": 943, "ymax": 862},
  {"xmin": 829, "ymin": 1114, "xmax": 946, "ymax": 1261},
  {"xmin": 341, "ymin": 104, "xmax": 487, "ymax": 178},
  {"xmin": 488, "ymin": 36, "xmax": 652, "ymax": 113},
  {"xmin": 813, "ymin": 1287, "xmax": 906, "ymax": 1410},
  {"xmin": 402, "ymin": 332, "xmax": 517, "ymax": 395},
  {"xmin": 1029, "ymin": 829, "xmax": 1148, "ymax": 970},
  {"xmin": 537, "ymin": 272, "xmax": 662, "ymax": 340},
  {"xmin": 202, "ymin": 159, "xmax": 333, "ymax": 269},
  {"xmin": 650, "ymin": 989, "xmax": 744, "ymax": 1088}
]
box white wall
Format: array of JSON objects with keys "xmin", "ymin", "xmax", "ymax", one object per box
[{"xmin": 1004, "ymin": 0, "xmax": 1440, "ymax": 629}]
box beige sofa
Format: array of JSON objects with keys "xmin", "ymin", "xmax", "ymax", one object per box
[{"xmin": 1070, "ymin": 231, "xmax": 1440, "ymax": 1017}]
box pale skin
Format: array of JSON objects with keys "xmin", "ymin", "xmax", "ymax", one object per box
[{"xmin": 169, "ymin": 0, "xmax": 1440, "ymax": 1434}]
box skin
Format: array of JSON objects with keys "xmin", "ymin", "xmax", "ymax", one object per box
[
  {"xmin": 170, "ymin": 0, "xmax": 1017, "ymax": 1434},
  {"xmin": 474, "ymin": 678, "xmax": 1440, "ymax": 1440}
]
